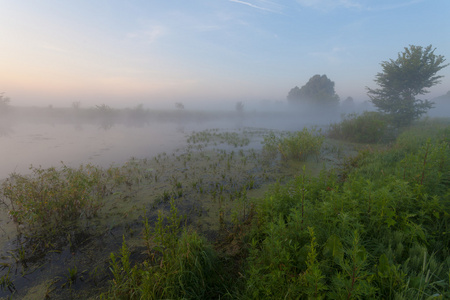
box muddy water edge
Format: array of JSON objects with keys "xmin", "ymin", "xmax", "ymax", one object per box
[{"xmin": 0, "ymin": 127, "xmax": 354, "ymax": 299}]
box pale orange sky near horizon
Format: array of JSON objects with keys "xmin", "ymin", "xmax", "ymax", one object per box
[{"xmin": 1, "ymin": 0, "xmax": 450, "ymax": 109}]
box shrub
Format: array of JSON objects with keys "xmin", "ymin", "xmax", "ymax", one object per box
[
  {"xmin": 262, "ymin": 127, "xmax": 324, "ymax": 161},
  {"xmin": 329, "ymin": 111, "xmax": 388, "ymax": 143}
]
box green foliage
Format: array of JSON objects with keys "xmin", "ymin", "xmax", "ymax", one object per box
[
  {"xmin": 0, "ymin": 164, "xmax": 115, "ymax": 233},
  {"xmin": 300, "ymin": 227, "xmax": 327, "ymax": 298},
  {"xmin": 329, "ymin": 111, "xmax": 389, "ymax": 143},
  {"xmin": 262, "ymin": 127, "xmax": 324, "ymax": 161},
  {"xmin": 367, "ymin": 45, "xmax": 449, "ymax": 127},
  {"xmin": 102, "ymin": 200, "xmax": 226, "ymax": 299},
  {"xmin": 328, "ymin": 231, "xmax": 377, "ymax": 299},
  {"xmin": 244, "ymin": 120, "xmax": 449, "ymax": 299}
]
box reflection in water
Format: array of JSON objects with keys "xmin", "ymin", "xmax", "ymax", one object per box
[
  {"xmin": 0, "ymin": 123, "xmax": 13, "ymax": 137},
  {"xmin": 0, "ymin": 122, "xmax": 185, "ymax": 179},
  {"xmin": 98, "ymin": 118, "xmax": 115, "ymax": 131}
]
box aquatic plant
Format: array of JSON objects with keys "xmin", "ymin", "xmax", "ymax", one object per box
[
  {"xmin": 0, "ymin": 164, "xmax": 115, "ymax": 233},
  {"xmin": 102, "ymin": 200, "xmax": 226, "ymax": 299},
  {"xmin": 0, "ymin": 265, "xmax": 14, "ymax": 293}
]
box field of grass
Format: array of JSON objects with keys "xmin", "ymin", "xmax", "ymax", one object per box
[{"xmin": 0, "ymin": 117, "xmax": 449, "ymax": 299}]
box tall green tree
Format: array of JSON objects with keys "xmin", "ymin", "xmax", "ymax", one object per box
[
  {"xmin": 287, "ymin": 74, "xmax": 340, "ymax": 108},
  {"xmin": 367, "ymin": 45, "xmax": 448, "ymax": 127}
]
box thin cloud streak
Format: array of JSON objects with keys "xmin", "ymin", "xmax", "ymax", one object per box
[
  {"xmin": 296, "ymin": 0, "xmax": 424, "ymax": 12},
  {"xmin": 296, "ymin": 0, "xmax": 361, "ymax": 11},
  {"xmin": 229, "ymin": 0, "xmax": 281, "ymax": 13},
  {"xmin": 365, "ymin": 0, "xmax": 425, "ymax": 12}
]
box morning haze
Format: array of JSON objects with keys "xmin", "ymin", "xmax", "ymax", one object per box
[{"xmin": 1, "ymin": 1, "xmax": 450, "ymax": 299}]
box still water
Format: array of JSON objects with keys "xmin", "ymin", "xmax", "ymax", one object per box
[
  {"xmin": 0, "ymin": 112, "xmax": 310, "ymax": 179},
  {"xmin": 0, "ymin": 122, "xmax": 187, "ymax": 180}
]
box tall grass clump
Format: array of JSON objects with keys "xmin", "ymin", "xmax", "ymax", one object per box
[
  {"xmin": 242, "ymin": 120, "xmax": 449, "ymax": 299},
  {"xmin": 101, "ymin": 200, "xmax": 227, "ymax": 299},
  {"xmin": 328, "ymin": 111, "xmax": 389, "ymax": 143},
  {"xmin": 0, "ymin": 164, "xmax": 114, "ymax": 233},
  {"xmin": 262, "ymin": 127, "xmax": 324, "ymax": 161}
]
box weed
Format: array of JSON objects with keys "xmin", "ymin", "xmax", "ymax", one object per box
[
  {"xmin": 0, "ymin": 164, "xmax": 114, "ymax": 233},
  {"xmin": 262, "ymin": 127, "xmax": 324, "ymax": 162},
  {"xmin": 0, "ymin": 264, "xmax": 15, "ymax": 293}
]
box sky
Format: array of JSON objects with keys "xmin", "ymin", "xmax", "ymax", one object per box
[{"xmin": 1, "ymin": 0, "xmax": 450, "ymax": 109}]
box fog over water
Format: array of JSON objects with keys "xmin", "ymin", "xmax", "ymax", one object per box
[
  {"xmin": 0, "ymin": 122, "xmax": 184, "ymax": 179},
  {"xmin": 0, "ymin": 107, "xmax": 333, "ymax": 180},
  {"xmin": 2, "ymin": 91, "xmax": 449, "ymax": 181}
]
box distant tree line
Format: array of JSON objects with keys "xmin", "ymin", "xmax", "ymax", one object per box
[{"xmin": 0, "ymin": 92, "xmax": 11, "ymax": 115}]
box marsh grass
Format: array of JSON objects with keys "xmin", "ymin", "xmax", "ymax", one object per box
[
  {"xmin": 0, "ymin": 264, "xmax": 14, "ymax": 293},
  {"xmin": 0, "ymin": 164, "xmax": 117, "ymax": 233},
  {"xmin": 102, "ymin": 200, "xmax": 228, "ymax": 299}
]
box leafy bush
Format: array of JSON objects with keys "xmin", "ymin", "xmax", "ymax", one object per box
[
  {"xmin": 262, "ymin": 127, "xmax": 324, "ymax": 161},
  {"xmin": 329, "ymin": 111, "xmax": 388, "ymax": 143}
]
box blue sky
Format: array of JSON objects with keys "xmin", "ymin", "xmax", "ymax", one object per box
[{"xmin": 1, "ymin": 0, "xmax": 449, "ymax": 109}]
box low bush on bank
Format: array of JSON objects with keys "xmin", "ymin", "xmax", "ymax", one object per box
[{"xmin": 329, "ymin": 111, "xmax": 389, "ymax": 143}]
